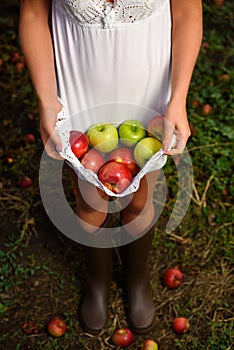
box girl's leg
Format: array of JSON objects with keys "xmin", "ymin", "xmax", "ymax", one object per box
[
  {"xmin": 121, "ymin": 170, "xmax": 160, "ymax": 236},
  {"xmin": 68, "ymin": 167, "xmax": 109, "ymax": 233},
  {"xmin": 120, "ymin": 170, "xmax": 160, "ymax": 334},
  {"xmin": 68, "ymin": 168, "xmax": 112, "ymax": 334}
]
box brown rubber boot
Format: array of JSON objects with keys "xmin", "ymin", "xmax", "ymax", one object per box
[
  {"xmin": 120, "ymin": 227, "xmax": 155, "ymax": 334},
  {"xmin": 79, "ymin": 216, "xmax": 113, "ymax": 334}
]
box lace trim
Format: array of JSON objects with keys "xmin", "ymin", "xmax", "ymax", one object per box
[{"xmin": 56, "ymin": 0, "xmax": 168, "ymax": 28}]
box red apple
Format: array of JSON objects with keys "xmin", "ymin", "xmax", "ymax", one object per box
[
  {"xmin": 213, "ymin": 0, "xmax": 224, "ymax": 5},
  {"xmin": 202, "ymin": 42, "xmax": 209, "ymax": 49},
  {"xmin": 80, "ymin": 149, "xmax": 106, "ymax": 174},
  {"xmin": 173, "ymin": 317, "xmax": 190, "ymax": 334},
  {"xmin": 112, "ymin": 327, "xmax": 134, "ymax": 348},
  {"xmin": 191, "ymin": 100, "xmax": 200, "ymax": 108},
  {"xmin": 108, "ymin": 147, "xmax": 140, "ymax": 176},
  {"xmin": 26, "ymin": 133, "xmax": 36, "ymax": 143},
  {"xmin": 15, "ymin": 61, "xmax": 25, "ymax": 73},
  {"xmin": 98, "ymin": 161, "xmax": 132, "ymax": 194},
  {"xmin": 218, "ymin": 74, "xmax": 229, "ymax": 82},
  {"xmin": 11, "ymin": 52, "xmax": 21, "ymax": 63},
  {"xmin": 141, "ymin": 339, "xmax": 158, "ymax": 349},
  {"xmin": 20, "ymin": 177, "xmax": 32, "ymax": 188},
  {"xmin": 47, "ymin": 318, "xmax": 66, "ymax": 337},
  {"xmin": 69, "ymin": 130, "xmax": 89, "ymax": 158},
  {"xmin": 163, "ymin": 267, "xmax": 183, "ymax": 289},
  {"xmin": 146, "ymin": 115, "xmax": 164, "ymax": 140},
  {"xmin": 202, "ymin": 104, "xmax": 212, "ymax": 115},
  {"xmin": 7, "ymin": 157, "xmax": 14, "ymax": 164}
]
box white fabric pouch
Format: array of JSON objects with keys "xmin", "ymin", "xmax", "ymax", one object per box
[{"xmin": 55, "ymin": 102, "xmax": 175, "ymax": 197}]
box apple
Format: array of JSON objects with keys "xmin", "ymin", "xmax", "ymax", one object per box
[
  {"xmin": 119, "ymin": 120, "xmax": 146, "ymax": 147},
  {"xmin": 146, "ymin": 115, "xmax": 164, "ymax": 141},
  {"xmin": 22, "ymin": 321, "xmax": 38, "ymax": 335},
  {"xmin": 47, "ymin": 317, "xmax": 66, "ymax": 337},
  {"xmin": 7, "ymin": 157, "xmax": 14, "ymax": 164},
  {"xmin": 15, "ymin": 61, "xmax": 25, "ymax": 73},
  {"xmin": 173, "ymin": 317, "xmax": 190, "ymax": 334},
  {"xmin": 108, "ymin": 147, "xmax": 140, "ymax": 176},
  {"xmin": 87, "ymin": 123, "xmax": 118, "ymax": 153},
  {"xmin": 26, "ymin": 133, "xmax": 36, "ymax": 143},
  {"xmin": 191, "ymin": 100, "xmax": 200, "ymax": 108},
  {"xmin": 202, "ymin": 104, "xmax": 212, "ymax": 115},
  {"xmin": 219, "ymin": 74, "xmax": 229, "ymax": 82},
  {"xmin": 202, "ymin": 42, "xmax": 209, "ymax": 49},
  {"xmin": 69, "ymin": 130, "xmax": 89, "ymax": 158},
  {"xmin": 112, "ymin": 327, "xmax": 134, "ymax": 348},
  {"xmin": 163, "ymin": 267, "xmax": 183, "ymax": 289},
  {"xmin": 98, "ymin": 161, "xmax": 132, "ymax": 194},
  {"xmin": 20, "ymin": 176, "xmax": 32, "ymax": 188},
  {"xmin": 80, "ymin": 149, "xmax": 106, "ymax": 174},
  {"xmin": 134, "ymin": 137, "xmax": 162, "ymax": 168},
  {"xmin": 141, "ymin": 339, "xmax": 158, "ymax": 350},
  {"xmin": 213, "ymin": 0, "xmax": 224, "ymax": 5}
]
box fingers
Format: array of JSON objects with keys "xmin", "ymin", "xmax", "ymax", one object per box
[
  {"xmin": 162, "ymin": 118, "xmax": 175, "ymax": 153},
  {"xmin": 163, "ymin": 133, "xmax": 186, "ymax": 156},
  {"xmin": 42, "ymin": 130, "xmax": 64, "ymax": 161}
]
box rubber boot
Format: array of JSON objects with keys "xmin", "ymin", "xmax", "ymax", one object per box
[
  {"xmin": 79, "ymin": 217, "xmax": 113, "ymax": 334},
  {"xmin": 120, "ymin": 227, "xmax": 155, "ymax": 334}
]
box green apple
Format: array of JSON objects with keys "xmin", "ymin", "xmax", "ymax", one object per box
[
  {"xmin": 134, "ymin": 137, "xmax": 162, "ymax": 168},
  {"xmin": 87, "ymin": 123, "xmax": 118, "ymax": 153},
  {"xmin": 119, "ymin": 120, "xmax": 146, "ymax": 147}
]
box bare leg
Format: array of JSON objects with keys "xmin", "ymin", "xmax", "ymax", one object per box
[
  {"xmin": 68, "ymin": 167, "xmax": 109, "ymax": 233},
  {"xmin": 121, "ymin": 170, "xmax": 160, "ymax": 236}
]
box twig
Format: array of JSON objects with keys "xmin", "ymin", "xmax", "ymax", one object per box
[{"xmin": 188, "ymin": 141, "xmax": 231, "ymax": 152}]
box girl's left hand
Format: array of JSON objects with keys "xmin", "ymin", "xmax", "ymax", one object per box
[{"xmin": 162, "ymin": 99, "xmax": 191, "ymax": 155}]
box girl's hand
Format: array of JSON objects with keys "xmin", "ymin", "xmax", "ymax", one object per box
[
  {"xmin": 162, "ymin": 99, "xmax": 191, "ymax": 156},
  {"xmin": 39, "ymin": 100, "xmax": 64, "ymax": 160}
]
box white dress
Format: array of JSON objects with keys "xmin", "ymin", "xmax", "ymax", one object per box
[
  {"xmin": 52, "ymin": 0, "xmax": 173, "ymax": 196},
  {"xmin": 52, "ymin": 0, "xmax": 171, "ymax": 116}
]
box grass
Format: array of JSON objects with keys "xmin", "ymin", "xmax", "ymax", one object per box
[{"xmin": 0, "ymin": 0, "xmax": 233, "ymax": 349}]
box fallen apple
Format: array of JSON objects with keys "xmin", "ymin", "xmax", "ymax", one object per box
[
  {"xmin": 47, "ymin": 317, "xmax": 66, "ymax": 337},
  {"xmin": 119, "ymin": 119, "xmax": 146, "ymax": 147},
  {"xmin": 146, "ymin": 115, "xmax": 164, "ymax": 141},
  {"xmin": 7, "ymin": 157, "xmax": 14, "ymax": 164},
  {"xmin": 202, "ymin": 104, "xmax": 212, "ymax": 115},
  {"xmin": 213, "ymin": 0, "xmax": 224, "ymax": 5},
  {"xmin": 134, "ymin": 137, "xmax": 162, "ymax": 168},
  {"xmin": 98, "ymin": 161, "xmax": 132, "ymax": 194},
  {"xmin": 87, "ymin": 123, "xmax": 118, "ymax": 153},
  {"xmin": 163, "ymin": 267, "xmax": 183, "ymax": 289},
  {"xmin": 112, "ymin": 327, "xmax": 134, "ymax": 348},
  {"xmin": 26, "ymin": 133, "xmax": 36, "ymax": 143},
  {"xmin": 80, "ymin": 149, "xmax": 106, "ymax": 174},
  {"xmin": 20, "ymin": 176, "xmax": 32, "ymax": 188},
  {"xmin": 172, "ymin": 317, "xmax": 190, "ymax": 334},
  {"xmin": 108, "ymin": 147, "xmax": 140, "ymax": 176},
  {"xmin": 191, "ymin": 100, "xmax": 200, "ymax": 108},
  {"xmin": 141, "ymin": 339, "xmax": 158, "ymax": 350},
  {"xmin": 70, "ymin": 130, "xmax": 89, "ymax": 159}
]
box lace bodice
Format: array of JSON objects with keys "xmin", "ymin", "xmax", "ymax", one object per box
[{"xmin": 56, "ymin": 0, "xmax": 167, "ymax": 28}]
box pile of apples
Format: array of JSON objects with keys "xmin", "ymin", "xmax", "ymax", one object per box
[{"xmin": 69, "ymin": 116, "xmax": 164, "ymax": 194}]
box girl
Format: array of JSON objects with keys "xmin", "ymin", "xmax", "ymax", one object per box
[{"xmin": 19, "ymin": 0, "xmax": 202, "ymax": 334}]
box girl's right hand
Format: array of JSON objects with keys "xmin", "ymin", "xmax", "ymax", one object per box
[{"xmin": 39, "ymin": 100, "xmax": 64, "ymax": 160}]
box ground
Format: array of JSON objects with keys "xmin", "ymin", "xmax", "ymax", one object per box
[{"xmin": 0, "ymin": 1, "xmax": 233, "ymax": 349}]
